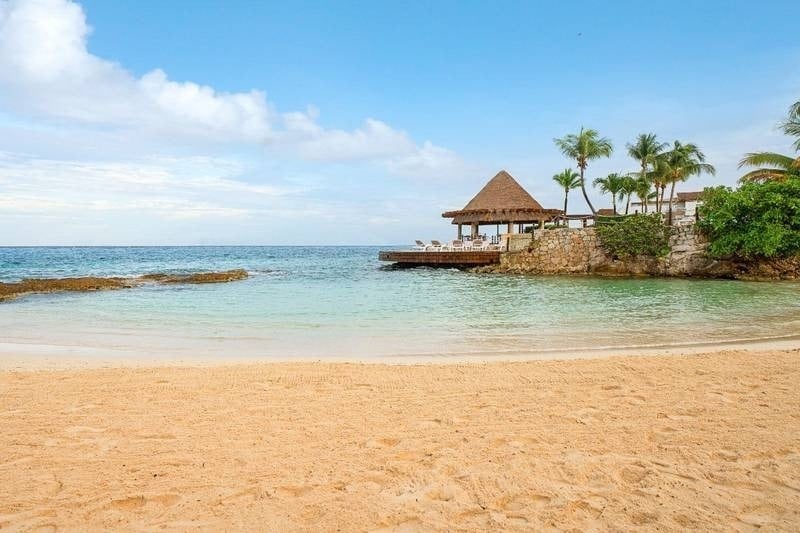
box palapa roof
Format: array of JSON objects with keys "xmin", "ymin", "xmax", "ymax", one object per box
[
  {"xmin": 442, "ymin": 170, "xmax": 561, "ymax": 224},
  {"xmin": 676, "ymin": 191, "xmax": 704, "ymax": 202}
]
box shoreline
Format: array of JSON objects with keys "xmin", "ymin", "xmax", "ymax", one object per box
[
  {"xmin": 1, "ymin": 335, "xmax": 799, "ymax": 371},
  {"xmin": 2, "ymin": 347, "xmax": 798, "ymax": 530}
]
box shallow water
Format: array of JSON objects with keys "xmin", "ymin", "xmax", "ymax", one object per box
[{"xmin": 1, "ymin": 246, "xmax": 800, "ymax": 360}]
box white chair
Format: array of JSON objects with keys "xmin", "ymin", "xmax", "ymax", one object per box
[
  {"xmin": 414, "ymin": 240, "xmax": 428, "ymax": 251},
  {"xmin": 471, "ymin": 238, "xmax": 486, "ymax": 250},
  {"xmin": 430, "ymin": 240, "xmax": 444, "ymax": 251},
  {"xmin": 451, "ymin": 240, "xmax": 464, "ymax": 251}
]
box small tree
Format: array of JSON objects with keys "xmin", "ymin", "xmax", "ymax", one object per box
[
  {"xmin": 552, "ymin": 169, "xmax": 581, "ymax": 224},
  {"xmin": 596, "ymin": 213, "xmax": 671, "ymax": 259},
  {"xmin": 593, "ymin": 173, "xmax": 626, "ymax": 214},
  {"xmin": 698, "ymin": 178, "xmax": 800, "ymax": 259}
]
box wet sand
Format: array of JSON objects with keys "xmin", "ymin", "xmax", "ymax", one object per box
[{"xmin": 1, "ymin": 348, "xmax": 799, "ymax": 531}]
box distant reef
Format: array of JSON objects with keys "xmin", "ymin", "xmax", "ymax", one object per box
[
  {"xmin": 138, "ymin": 269, "xmax": 249, "ymax": 284},
  {"xmin": 0, "ymin": 269, "xmax": 249, "ymax": 302}
]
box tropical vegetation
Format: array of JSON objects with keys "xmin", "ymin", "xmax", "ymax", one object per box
[
  {"xmin": 596, "ymin": 213, "xmax": 670, "ymax": 259},
  {"xmin": 654, "ymin": 141, "xmax": 716, "ymax": 224},
  {"xmin": 552, "ymin": 169, "xmax": 581, "ymax": 224},
  {"xmin": 554, "ymin": 128, "xmax": 613, "ymax": 215},
  {"xmin": 738, "ymin": 101, "xmax": 800, "ymax": 183},
  {"xmin": 627, "ymin": 133, "xmax": 667, "ymax": 212},
  {"xmin": 698, "ymin": 177, "xmax": 800, "ymax": 259},
  {"xmin": 592, "ymin": 173, "xmax": 626, "ymax": 215}
]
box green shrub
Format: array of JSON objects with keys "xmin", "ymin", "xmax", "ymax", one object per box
[
  {"xmin": 697, "ymin": 178, "xmax": 800, "ymax": 259},
  {"xmin": 596, "ymin": 213, "xmax": 670, "ymax": 259}
]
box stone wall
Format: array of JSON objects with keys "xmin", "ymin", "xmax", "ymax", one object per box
[
  {"xmin": 482, "ymin": 225, "xmax": 784, "ymax": 278},
  {"xmin": 499, "ymin": 229, "xmax": 607, "ymax": 274}
]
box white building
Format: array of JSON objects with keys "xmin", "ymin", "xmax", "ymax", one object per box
[{"xmin": 628, "ymin": 191, "xmax": 704, "ymax": 225}]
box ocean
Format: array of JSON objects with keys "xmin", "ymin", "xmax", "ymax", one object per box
[{"xmin": 2, "ymin": 246, "xmax": 800, "ymax": 360}]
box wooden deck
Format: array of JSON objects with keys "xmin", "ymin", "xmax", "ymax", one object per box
[{"xmin": 378, "ymin": 250, "xmax": 502, "ymax": 267}]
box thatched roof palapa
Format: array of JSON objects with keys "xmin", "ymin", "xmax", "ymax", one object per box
[
  {"xmin": 442, "ymin": 170, "xmax": 561, "ymax": 224},
  {"xmin": 676, "ymin": 191, "xmax": 704, "ymax": 202}
]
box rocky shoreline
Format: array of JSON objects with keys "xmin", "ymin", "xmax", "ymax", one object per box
[
  {"xmin": 474, "ymin": 227, "xmax": 800, "ymax": 281},
  {"xmin": 0, "ymin": 269, "xmax": 249, "ymax": 302}
]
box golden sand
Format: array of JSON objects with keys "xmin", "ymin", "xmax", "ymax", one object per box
[{"xmin": 1, "ymin": 349, "xmax": 799, "ymax": 531}]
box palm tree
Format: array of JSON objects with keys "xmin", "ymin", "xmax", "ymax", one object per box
[
  {"xmin": 627, "ymin": 133, "xmax": 668, "ymax": 212},
  {"xmin": 633, "ymin": 176, "xmax": 653, "ymax": 213},
  {"xmin": 619, "ymin": 175, "xmax": 638, "ymax": 214},
  {"xmin": 592, "ymin": 173, "xmax": 626, "ymax": 215},
  {"xmin": 738, "ymin": 153, "xmax": 799, "ymax": 182},
  {"xmin": 658, "ymin": 141, "xmax": 716, "ymax": 225},
  {"xmin": 782, "ymin": 100, "xmax": 800, "ymax": 150},
  {"xmin": 739, "ymin": 100, "xmax": 800, "ymax": 182},
  {"xmin": 552, "ymin": 169, "xmax": 581, "ymax": 225},
  {"xmin": 554, "ymin": 128, "xmax": 613, "ymax": 215}
]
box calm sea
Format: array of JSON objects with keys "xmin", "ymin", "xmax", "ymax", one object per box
[{"xmin": 2, "ymin": 246, "xmax": 800, "ymax": 360}]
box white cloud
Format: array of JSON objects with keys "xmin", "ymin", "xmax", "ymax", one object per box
[
  {"xmin": 0, "ymin": 152, "xmax": 305, "ymax": 219},
  {"xmin": 0, "ymin": 0, "xmax": 273, "ymax": 141},
  {"xmin": 0, "ymin": 0, "xmax": 464, "ymax": 171}
]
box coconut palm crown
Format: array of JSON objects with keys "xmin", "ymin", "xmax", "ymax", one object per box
[
  {"xmin": 552, "ymin": 169, "xmax": 581, "ymax": 223},
  {"xmin": 739, "ymin": 100, "xmax": 800, "ymax": 182},
  {"xmin": 554, "ymin": 127, "xmax": 613, "ymax": 215},
  {"xmin": 627, "ymin": 133, "xmax": 668, "ymax": 212},
  {"xmin": 657, "ymin": 141, "xmax": 716, "ymax": 224},
  {"xmin": 592, "ymin": 173, "xmax": 627, "ymax": 215}
]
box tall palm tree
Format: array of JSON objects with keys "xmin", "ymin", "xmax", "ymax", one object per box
[
  {"xmin": 627, "ymin": 133, "xmax": 668, "ymax": 212},
  {"xmin": 554, "ymin": 128, "xmax": 613, "ymax": 215},
  {"xmin": 592, "ymin": 173, "xmax": 626, "ymax": 215},
  {"xmin": 633, "ymin": 176, "xmax": 653, "ymax": 213},
  {"xmin": 658, "ymin": 141, "xmax": 716, "ymax": 225},
  {"xmin": 552, "ymin": 169, "xmax": 581, "ymax": 225},
  {"xmin": 739, "ymin": 100, "xmax": 800, "ymax": 182},
  {"xmin": 619, "ymin": 175, "xmax": 638, "ymax": 214}
]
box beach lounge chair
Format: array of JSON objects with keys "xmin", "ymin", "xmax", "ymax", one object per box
[
  {"xmin": 451, "ymin": 240, "xmax": 464, "ymax": 251},
  {"xmin": 414, "ymin": 240, "xmax": 428, "ymax": 251},
  {"xmin": 471, "ymin": 238, "xmax": 485, "ymax": 250},
  {"xmin": 430, "ymin": 240, "xmax": 444, "ymax": 251}
]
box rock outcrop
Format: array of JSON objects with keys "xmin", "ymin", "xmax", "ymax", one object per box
[{"xmin": 0, "ymin": 269, "xmax": 250, "ymax": 302}]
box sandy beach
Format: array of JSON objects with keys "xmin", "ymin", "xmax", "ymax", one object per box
[{"xmin": 2, "ymin": 348, "xmax": 799, "ymax": 531}]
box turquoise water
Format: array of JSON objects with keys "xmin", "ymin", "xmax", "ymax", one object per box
[{"xmin": 2, "ymin": 246, "xmax": 800, "ymax": 360}]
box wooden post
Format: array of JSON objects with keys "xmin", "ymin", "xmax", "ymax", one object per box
[
  {"xmin": 471, "ymin": 223, "xmax": 478, "ymax": 239},
  {"xmin": 539, "ymin": 219, "xmax": 545, "ymax": 229},
  {"xmin": 507, "ymin": 222, "xmax": 514, "ymax": 234},
  {"xmin": 457, "ymin": 224, "xmax": 463, "ymax": 239}
]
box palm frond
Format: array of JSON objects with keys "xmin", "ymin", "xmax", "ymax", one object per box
[
  {"xmin": 738, "ymin": 152, "xmax": 795, "ymax": 170},
  {"xmin": 738, "ymin": 168, "xmax": 788, "ymax": 183}
]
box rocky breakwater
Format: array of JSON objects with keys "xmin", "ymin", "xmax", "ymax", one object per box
[{"xmin": 0, "ymin": 269, "xmax": 249, "ymax": 302}]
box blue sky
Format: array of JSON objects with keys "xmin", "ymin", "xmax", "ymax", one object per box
[{"xmin": 1, "ymin": 0, "xmax": 798, "ymax": 245}]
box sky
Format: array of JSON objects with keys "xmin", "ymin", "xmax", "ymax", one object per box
[{"xmin": 0, "ymin": 0, "xmax": 798, "ymax": 245}]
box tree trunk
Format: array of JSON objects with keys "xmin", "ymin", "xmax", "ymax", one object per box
[
  {"xmin": 563, "ymin": 191, "xmax": 568, "ymax": 227},
  {"xmin": 612, "ymin": 195, "xmax": 617, "ymax": 215},
  {"xmin": 625, "ymin": 193, "xmax": 631, "ymax": 214},
  {"xmin": 579, "ymin": 166, "xmax": 596, "ymax": 215},
  {"xmin": 667, "ymin": 180, "xmax": 676, "ymax": 226},
  {"xmin": 659, "ymin": 185, "xmax": 666, "ymax": 213}
]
